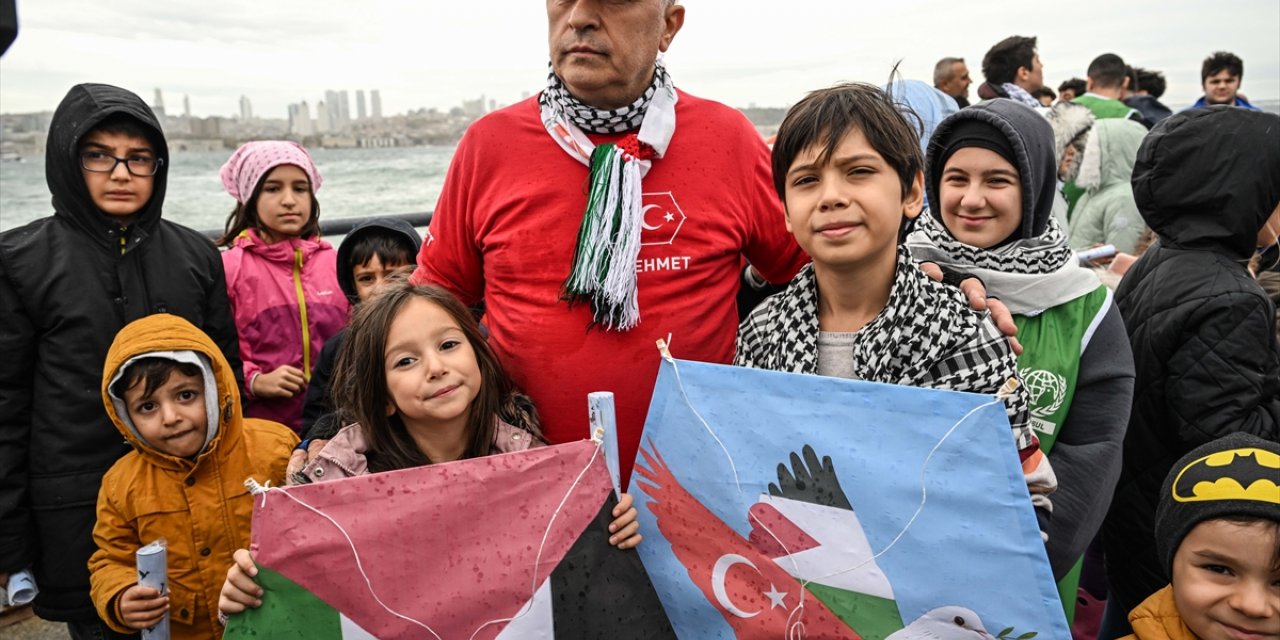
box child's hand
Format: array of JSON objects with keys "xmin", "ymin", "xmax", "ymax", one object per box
[
  {"xmin": 285, "ymin": 439, "xmax": 329, "ymax": 485},
  {"xmin": 608, "ymin": 493, "xmax": 642, "ymax": 550},
  {"xmin": 218, "ymin": 549, "xmax": 263, "ymax": 619},
  {"xmin": 253, "ymin": 365, "xmax": 306, "ymax": 398},
  {"xmin": 119, "ymin": 584, "xmax": 168, "ymax": 630}
]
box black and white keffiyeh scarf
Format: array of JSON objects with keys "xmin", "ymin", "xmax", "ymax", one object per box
[
  {"xmin": 905, "ymin": 212, "xmax": 1100, "ymax": 315},
  {"xmin": 1001, "ymin": 83, "xmax": 1044, "ymax": 109},
  {"xmin": 540, "ymin": 62, "xmax": 678, "ymax": 330},
  {"xmin": 736, "ymin": 247, "xmax": 1034, "ymax": 450}
]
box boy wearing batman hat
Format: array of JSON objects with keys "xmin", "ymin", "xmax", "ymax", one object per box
[{"xmin": 1120, "ymin": 433, "xmax": 1279, "ymax": 639}]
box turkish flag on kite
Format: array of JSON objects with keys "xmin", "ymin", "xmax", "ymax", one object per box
[
  {"xmin": 633, "ymin": 446, "xmax": 862, "ymax": 639},
  {"xmin": 223, "ymin": 440, "xmax": 673, "ymax": 639}
]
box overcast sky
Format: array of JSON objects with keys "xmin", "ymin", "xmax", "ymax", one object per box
[{"xmin": 1, "ymin": 0, "xmax": 1277, "ymax": 119}]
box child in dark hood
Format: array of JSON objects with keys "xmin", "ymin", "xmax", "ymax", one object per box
[
  {"xmin": 1101, "ymin": 105, "xmax": 1280, "ymax": 633},
  {"xmin": 906, "ymin": 99, "xmax": 1136, "ymax": 621},
  {"xmin": 0, "ymin": 83, "xmax": 242, "ymax": 637},
  {"xmin": 300, "ymin": 217, "xmax": 422, "ymax": 437}
]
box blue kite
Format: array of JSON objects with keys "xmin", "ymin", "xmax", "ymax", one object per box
[{"xmin": 628, "ymin": 357, "xmax": 1069, "ymax": 640}]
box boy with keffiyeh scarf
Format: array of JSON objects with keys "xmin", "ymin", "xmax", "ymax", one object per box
[
  {"xmin": 735, "ymin": 83, "xmax": 1056, "ymax": 547},
  {"xmin": 906, "ymin": 98, "xmax": 1135, "ymax": 620}
]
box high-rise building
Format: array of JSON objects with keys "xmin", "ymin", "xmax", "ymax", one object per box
[
  {"xmin": 315, "ymin": 101, "xmax": 331, "ymax": 133},
  {"xmin": 370, "ymin": 90, "xmax": 383, "ymax": 119},
  {"xmin": 288, "ymin": 101, "xmax": 313, "ymax": 136},
  {"xmin": 356, "ymin": 90, "xmax": 367, "ymax": 120},
  {"xmin": 338, "ymin": 90, "xmax": 351, "ymax": 124},
  {"xmin": 152, "ymin": 88, "xmax": 166, "ymax": 118},
  {"xmin": 239, "ymin": 95, "xmax": 253, "ymax": 121},
  {"xmin": 183, "ymin": 95, "xmax": 191, "ymax": 118},
  {"xmin": 323, "ymin": 90, "xmax": 349, "ymax": 131}
]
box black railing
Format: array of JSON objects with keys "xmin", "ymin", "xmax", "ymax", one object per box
[{"xmin": 200, "ymin": 211, "xmax": 432, "ymax": 242}]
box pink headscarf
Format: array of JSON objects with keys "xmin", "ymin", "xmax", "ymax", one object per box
[{"xmin": 219, "ymin": 141, "xmax": 323, "ymax": 204}]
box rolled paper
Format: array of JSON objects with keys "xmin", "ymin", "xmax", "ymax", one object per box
[
  {"xmin": 136, "ymin": 539, "xmax": 170, "ymax": 640},
  {"xmin": 6, "ymin": 569, "xmax": 36, "ymax": 606}
]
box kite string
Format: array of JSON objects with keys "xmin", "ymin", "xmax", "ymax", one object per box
[
  {"xmin": 801, "ymin": 395, "xmax": 1006, "ymax": 587},
  {"xmin": 659, "ymin": 344, "xmax": 1015, "ymax": 634},
  {"xmin": 247, "ymin": 481, "xmax": 444, "ymax": 640},
  {"xmin": 659, "ymin": 337, "xmax": 744, "ymax": 497},
  {"xmin": 658, "ymin": 342, "xmax": 813, "ymax": 621},
  {"xmin": 468, "ymin": 440, "xmax": 605, "ymax": 640}
]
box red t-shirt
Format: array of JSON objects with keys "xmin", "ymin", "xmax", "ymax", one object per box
[{"xmin": 414, "ymin": 92, "xmax": 807, "ymax": 484}]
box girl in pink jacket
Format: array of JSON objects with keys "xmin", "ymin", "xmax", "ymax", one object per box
[{"xmin": 217, "ymin": 141, "xmax": 348, "ymax": 432}]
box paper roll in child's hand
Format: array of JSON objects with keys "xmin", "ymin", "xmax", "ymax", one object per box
[
  {"xmin": 136, "ymin": 539, "xmax": 170, "ymax": 640},
  {"xmin": 6, "ymin": 569, "xmax": 37, "ymax": 606}
]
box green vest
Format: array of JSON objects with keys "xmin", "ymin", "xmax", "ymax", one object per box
[
  {"xmin": 1013, "ymin": 285, "xmax": 1111, "ymax": 622},
  {"xmin": 1072, "ymin": 94, "xmax": 1137, "ymax": 121}
]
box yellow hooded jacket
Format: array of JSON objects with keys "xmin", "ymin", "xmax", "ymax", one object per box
[
  {"xmin": 1119, "ymin": 585, "xmax": 1198, "ymax": 640},
  {"xmin": 90, "ymin": 314, "xmax": 297, "ymax": 638}
]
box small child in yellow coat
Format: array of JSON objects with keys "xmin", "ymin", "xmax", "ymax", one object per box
[{"xmin": 89, "ymin": 314, "xmax": 296, "ymax": 638}]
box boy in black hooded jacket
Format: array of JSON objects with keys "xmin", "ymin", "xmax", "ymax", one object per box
[
  {"xmin": 1100, "ymin": 105, "xmax": 1280, "ymax": 636},
  {"xmin": 299, "ymin": 216, "xmax": 422, "ymax": 437},
  {"xmin": 0, "ymin": 83, "xmax": 241, "ymax": 638}
]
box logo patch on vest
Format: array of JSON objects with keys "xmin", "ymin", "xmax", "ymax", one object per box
[{"xmin": 1022, "ymin": 368, "xmax": 1067, "ymax": 435}]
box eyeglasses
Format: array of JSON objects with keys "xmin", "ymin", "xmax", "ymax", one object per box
[{"xmin": 79, "ymin": 150, "xmax": 163, "ymax": 177}]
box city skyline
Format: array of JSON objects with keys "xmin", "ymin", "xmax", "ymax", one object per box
[{"xmin": 0, "ymin": 0, "xmax": 1276, "ymax": 119}]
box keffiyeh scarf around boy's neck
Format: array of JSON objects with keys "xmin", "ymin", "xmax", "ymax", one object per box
[
  {"xmin": 742, "ymin": 248, "xmax": 999, "ymax": 384},
  {"xmin": 905, "ymin": 212, "xmax": 1100, "ymax": 315},
  {"xmin": 539, "ymin": 62, "xmax": 678, "ymax": 330},
  {"xmin": 737, "ymin": 246, "xmax": 1036, "ymax": 452}
]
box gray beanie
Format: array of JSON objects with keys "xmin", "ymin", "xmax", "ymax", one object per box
[{"xmin": 1154, "ymin": 432, "xmax": 1280, "ymax": 577}]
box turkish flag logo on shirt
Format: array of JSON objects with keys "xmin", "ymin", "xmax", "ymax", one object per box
[{"xmin": 640, "ymin": 191, "xmax": 687, "ymax": 246}]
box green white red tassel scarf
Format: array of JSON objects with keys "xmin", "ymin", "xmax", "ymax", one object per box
[{"xmin": 540, "ymin": 62, "xmax": 677, "ymax": 330}]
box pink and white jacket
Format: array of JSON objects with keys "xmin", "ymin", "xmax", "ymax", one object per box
[{"xmin": 222, "ymin": 229, "xmax": 348, "ymax": 432}]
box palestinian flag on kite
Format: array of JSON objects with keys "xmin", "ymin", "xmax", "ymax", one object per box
[
  {"xmin": 223, "ymin": 440, "xmax": 674, "ymax": 639},
  {"xmin": 630, "ymin": 358, "xmax": 1069, "ymax": 639}
]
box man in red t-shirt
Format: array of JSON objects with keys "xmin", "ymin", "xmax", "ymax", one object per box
[{"xmin": 413, "ymin": 0, "xmax": 805, "ymax": 486}]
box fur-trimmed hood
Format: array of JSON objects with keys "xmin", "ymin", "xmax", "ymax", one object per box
[{"xmin": 1045, "ymin": 102, "xmax": 1095, "ymax": 164}]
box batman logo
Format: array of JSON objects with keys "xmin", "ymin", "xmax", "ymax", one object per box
[{"xmin": 1172, "ymin": 447, "xmax": 1280, "ymax": 504}]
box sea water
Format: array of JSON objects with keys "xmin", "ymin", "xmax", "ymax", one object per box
[{"xmin": 0, "ymin": 145, "xmax": 457, "ymax": 234}]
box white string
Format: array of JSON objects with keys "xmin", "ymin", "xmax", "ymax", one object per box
[
  {"xmin": 658, "ymin": 347, "xmax": 812, "ymax": 624},
  {"xmin": 469, "ymin": 441, "xmax": 604, "ymax": 640},
  {"xmin": 803, "ymin": 396, "xmax": 1005, "ymax": 586},
  {"xmin": 245, "ymin": 441, "xmax": 606, "ymax": 640},
  {"xmin": 261, "ymin": 486, "xmax": 443, "ymax": 640},
  {"xmin": 658, "ymin": 340, "xmax": 745, "ymax": 501},
  {"xmin": 660, "ymin": 350, "xmax": 1012, "ymax": 637},
  {"xmin": 244, "ymin": 478, "xmax": 270, "ymax": 507}
]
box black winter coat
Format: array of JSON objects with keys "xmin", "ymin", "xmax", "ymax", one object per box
[
  {"xmin": 299, "ymin": 216, "xmax": 423, "ymax": 436},
  {"xmin": 0, "ymin": 84, "xmax": 242, "ymax": 621},
  {"xmin": 1103, "ymin": 106, "xmax": 1280, "ymax": 612}
]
